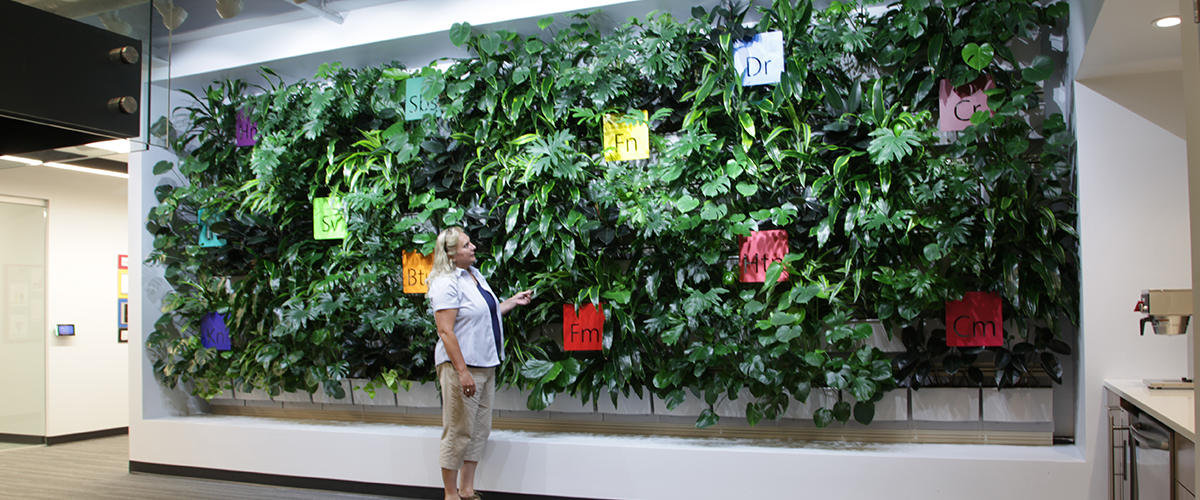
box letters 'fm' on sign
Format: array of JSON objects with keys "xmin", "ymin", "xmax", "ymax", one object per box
[
  {"xmin": 198, "ymin": 209, "xmax": 227, "ymax": 248},
  {"xmin": 738, "ymin": 230, "xmax": 789, "ymax": 282},
  {"xmin": 200, "ymin": 312, "xmax": 232, "ymax": 351},
  {"xmin": 563, "ymin": 303, "xmax": 604, "ymax": 351},
  {"xmin": 603, "ymin": 111, "xmax": 650, "ymax": 162},
  {"xmin": 235, "ymin": 110, "xmax": 258, "ymax": 147},
  {"xmin": 945, "ymin": 291, "xmax": 1002, "ymax": 347},
  {"xmin": 938, "ymin": 75, "xmax": 994, "ymax": 131},
  {"xmin": 405, "ymin": 77, "xmax": 442, "ymax": 121},
  {"xmin": 313, "ymin": 196, "xmax": 348, "ymax": 240},
  {"xmin": 402, "ymin": 251, "xmax": 434, "ymax": 294},
  {"xmin": 732, "ymin": 31, "xmax": 784, "ymax": 86}
]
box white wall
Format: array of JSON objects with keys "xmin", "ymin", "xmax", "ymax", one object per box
[
  {"xmin": 0, "ymin": 196, "xmax": 47, "ymax": 437},
  {"xmin": 0, "ymin": 166, "xmax": 130, "ymax": 437}
]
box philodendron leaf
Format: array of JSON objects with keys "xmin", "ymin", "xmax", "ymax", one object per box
[
  {"xmin": 853, "ymin": 401, "xmax": 876, "ymax": 425},
  {"xmin": 537, "ymin": 16, "xmax": 554, "ymax": 30},
  {"xmin": 675, "ymin": 194, "xmax": 700, "ymax": 213},
  {"xmin": 521, "ymin": 359, "xmax": 554, "ymax": 379},
  {"xmin": 867, "ymin": 126, "xmax": 921, "ymax": 164},
  {"xmin": 479, "ymin": 33, "xmax": 502, "ymax": 55},
  {"xmin": 962, "ymin": 42, "xmax": 994, "ymax": 70},
  {"xmin": 813, "ymin": 407, "xmax": 833, "ymax": 428},
  {"xmin": 1040, "ymin": 352, "xmax": 1063, "ymax": 383},
  {"xmin": 832, "ymin": 400, "xmax": 852, "ymax": 423},
  {"xmin": 1022, "ymin": 55, "xmax": 1055, "ymax": 83},
  {"xmin": 735, "ymin": 182, "xmax": 758, "ymax": 196},
  {"xmin": 696, "ymin": 408, "xmax": 720, "ymax": 428},
  {"xmin": 449, "ymin": 22, "xmax": 472, "ymax": 47},
  {"xmin": 153, "ymin": 160, "xmax": 174, "ymax": 175}
]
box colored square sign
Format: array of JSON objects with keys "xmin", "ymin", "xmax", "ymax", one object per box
[
  {"xmin": 405, "ymin": 77, "xmax": 442, "ymax": 120},
  {"xmin": 738, "ymin": 230, "xmax": 789, "ymax": 282},
  {"xmin": 117, "ymin": 298, "xmax": 128, "ymax": 328},
  {"xmin": 732, "ymin": 31, "xmax": 784, "ymax": 86},
  {"xmin": 402, "ymin": 251, "xmax": 434, "ymax": 294},
  {"xmin": 198, "ymin": 208, "xmax": 227, "ymax": 248},
  {"xmin": 603, "ymin": 111, "xmax": 650, "ymax": 161},
  {"xmin": 200, "ymin": 312, "xmax": 231, "ymax": 351},
  {"xmin": 946, "ymin": 291, "xmax": 1003, "ymax": 347},
  {"xmin": 938, "ymin": 75, "xmax": 994, "ymax": 131},
  {"xmin": 313, "ymin": 196, "xmax": 348, "ymax": 240},
  {"xmin": 563, "ymin": 303, "xmax": 604, "ymax": 351},
  {"xmin": 235, "ymin": 110, "xmax": 258, "ymax": 147}
]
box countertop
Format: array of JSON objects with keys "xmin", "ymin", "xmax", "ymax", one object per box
[{"xmin": 1105, "ymin": 379, "xmax": 1195, "ymax": 442}]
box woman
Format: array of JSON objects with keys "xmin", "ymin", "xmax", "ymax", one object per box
[{"xmin": 425, "ymin": 226, "xmax": 532, "ymax": 500}]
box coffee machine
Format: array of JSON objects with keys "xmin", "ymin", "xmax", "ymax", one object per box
[{"xmin": 1135, "ymin": 289, "xmax": 1194, "ymax": 389}]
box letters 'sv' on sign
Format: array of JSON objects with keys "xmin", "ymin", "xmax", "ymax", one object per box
[
  {"xmin": 945, "ymin": 291, "xmax": 1003, "ymax": 347},
  {"xmin": 402, "ymin": 251, "xmax": 434, "ymax": 294},
  {"xmin": 938, "ymin": 75, "xmax": 994, "ymax": 131},
  {"xmin": 313, "ymin": 196, "xmax": 348, "ymax": 240},
  {"xmin": 602, "ymin": 111, "xmax": 650, "ymax": 161},
  {"xmin": 563, "ymin": 303, "xmax": 604, "ymax": 351},
  {"xmin": 732, "ymin": 31, "xmax": 784, "ymax": 86}
]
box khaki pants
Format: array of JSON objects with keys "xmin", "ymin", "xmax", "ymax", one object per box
[{"xmin": 438, "ymin": 363, "xmax": 495, "ymax": 470}]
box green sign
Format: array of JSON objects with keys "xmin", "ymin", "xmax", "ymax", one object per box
[
  {"xmin": 405, "ymin": 77, "xmax": 441, "ymax": 121},
  {"xmin": 198, "ymin": 208, "xmax": 227, "ymax": 247},
  {"xmin": 313, "ymin": 196, "xmax": 347, "ymax": 240}
]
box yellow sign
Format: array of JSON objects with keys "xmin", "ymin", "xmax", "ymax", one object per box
[
  {"xmin": 603, "ymin": 111, "xmax": 650, "ymax": 161},
  {"xmin": 402, "ymin": 251, "xmax": 434, "ymax": 294},
  {"xmin": 117, "ymin": 269, "xmax": 129, "ymax": 299}
]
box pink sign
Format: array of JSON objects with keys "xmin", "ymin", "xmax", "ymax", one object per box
[
  {"xmin": 945, "ymin": 292, "xmax": 1002, "ymax": 347},
  {"xmin": 938, "ymin": 76, "xmax": 994, "ymax": 131},
  {"xmin": 235, "ymin": 110, "xmax": 258, "ymax": 147},
  {"xmin": 738, "ymin": 230, "xmax": 788, "ymax": 282}
]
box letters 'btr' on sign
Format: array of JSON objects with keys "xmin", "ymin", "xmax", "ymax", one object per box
[
  {"xmin": 200, "ymin": 312, "xmax": 231, "ymax": 351},
  {"xmin": 732, "ymin": 31, "xmax": 784, "ymax": 86},
  {"xmin": 313, "ymin": 196, "xmax": 348, "ymax": 240},
  {"xmin": 235, "ymin": 110, "xmax": 257, "ymax": 147},
  {"xmin": 563, "ymin": 303, "xmax": 604, "ymax": 351},
  {"xmin": 738, "ymin": 230, "xmax": 789, "ymax": 282},
  {"xmin": 402, "ymin": 251, "xmax": 434, "ymax": 294},
  {"xmin": 405, "ymin": 77, "xmax": 442, "ymax": 121},
  {"xmin": 602, "ymin": 111, "xmax": 650, "ymax": 161},
  {"xmin": 938, "ymin": 75, "xmax": 994, "ymax": 131},
  {"xmin": 945, "ymin": 291, "xmax": 1003, "ymax": 347}
]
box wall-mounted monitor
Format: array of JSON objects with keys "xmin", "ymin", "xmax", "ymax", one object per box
[{"xmin": 55, "ymin": 324, "xmax": 75, "ymax": 336}]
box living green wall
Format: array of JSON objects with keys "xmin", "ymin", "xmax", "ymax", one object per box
[{"xmin": 147, "ymin": 0, "xmax": 1074, "ymax": 428}]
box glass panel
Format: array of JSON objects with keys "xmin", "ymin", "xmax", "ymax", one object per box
[{"xmin": 0, "ymin": 200, "xmax": 47, "ymax": 437}]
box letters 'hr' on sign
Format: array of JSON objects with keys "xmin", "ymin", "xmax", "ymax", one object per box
[
  {"xmin": 405, "ymin": 77, "xmax": 442, "ymax": 121},
  {"xmin": 563, "ymin": 303, "xmax": 604, "ymax": 351},
  {"xmin": 938, "ymin": 75, "xmax": 994, "ymax": 131},
  {"xmin": 402, "ymin": 251, "xmax": 434, "ymax": 294},
  {"xmin": 732, "ymin": 31, "xmax": 784, "ymax": 86},
  {"xmin": 200, "ymin": 312, "xmax": 231, "ymax": 351},
  {"xmin": 738, "ymin": 230, "xmax": 789, "ymax": 282},
  {"xmin": 313, "ymin": 196, "xmax": 348, "ymax": 240},
  {"xmin": 602, "ymin": 111, "xmax": 650, "ymax": 162},
  {"xmin": 945, "ymin": 291, "xmax": 1003, "ymax": 347}
]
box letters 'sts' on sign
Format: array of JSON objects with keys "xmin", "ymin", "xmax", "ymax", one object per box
[
  {"xmin": 732, "ymin": 31, "xmax": 784, "ymax": 86},
  {"xmin": 738, "ymin": 230, "xmax": 789, "ymax": 283},
  {"xmin": 313, "ymin": 196, "xmax": 348, "ymax": 240},
  {"xmin": 603, "ymin": 111, "xmax": 650, "ymax": 162},
  {"xmin": 938, "ymin": 75, "xmax": 994, "ymax": 131},
  {"xmin": 200, "ymin": 312, "xmax": 232, "ymax": 351},
  {"xmin": 402, "ymin": 251, "xmax": 434, "ymax": 294},
  {"xmin": 405, "ymin": 77, "xmax": 442, "ymax": 121},
  {"xmin": 945, "ymin": 291, "xmax": 1003, "ymax": 347},
  {"xmin": 235, "ymin": 110, "xmax": 258, "ymax": 147},
  {"xmin": 563, "ymin": 303, "xmax": 604, "ymax": 351}
]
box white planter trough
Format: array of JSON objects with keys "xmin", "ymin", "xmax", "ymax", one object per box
[
  {"xmin": 272, "ymin": 389, "xmax": 313, "ymax": 403},
  {"xmin": 910, "ymin": 387, "xmax": 980, "ymax": 422},
  {"xmin": 597, "ymin": 388, "xmax": 652, "ymax": 415},
  {"xmin": 350, "ymin": 378, "xmax": 397, "ymax": 406},
  {"xmin": 982, "ymin": 387, "xmax": 1053, "ymax": 423},
  {"xmin": 783, "ymin": 388, "xmax": 839, "ymax": 420},
  {"xmin": 232, "ymin": 387, "xmax": 271, "ymax": 401},
  {"xmin": 651, "ymin": 391, "xmax": 707, "ymax": 417},
  {"xmin": 207, "ymin": 388, "xmax": 241, "ymax": 406},
  {"xmin": 394, "ymin": 381, "xmax": 441, "ymax": 408},
  {"xmin": 860, "ymin": 320, "xmax": 905, "ymax": 353},
  {"xmin": 492, "ymin": 386, "xmax": 532, "ymax": 412},
  {"xmin": 312, "ymin": 380, "xmax": 353, "ymax": 405}
]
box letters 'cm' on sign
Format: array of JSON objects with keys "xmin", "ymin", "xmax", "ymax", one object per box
[
  {"xmin": 313, "ymin": 196, "xmax": 348, "ymax": 240},
  {"xmin": 602, "ymin": 111, "xmax": 650, "ymax": 162},
  {"xmin": 563, "ymin": 303, "xmax": 604, "ymax": 351},
  {"xmin": 739, "ymin": 230, "xmax": 789, "ymax": 282},
  {"xmin": 732, "ymin": 31, "xmax": 785, "ymax": 86},
  {"xmin": 945, "ymin": 291, "xmax": 1003, "ymax": 347},
  {"xmin": 402, "ymin": 251, "xmax": 434, "ymax": 294},
  {"xmin": 937, "ymin": 75, "xmax": 994, "ymax": 132},
  {"xmin": 405, "ymin": 77, "xmax": 442, "ymax": 121}
]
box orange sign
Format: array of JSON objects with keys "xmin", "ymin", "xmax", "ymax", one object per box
[
  {"xmin": 946, "ymin": 292, "xmax": 1003, "ymax": 347},
  {"xmin": 563, "ymin": 303, "xmax": 604, "ymax": 351},
  {"xmin": 402, "ymin": 251, "xmax": 434, "ymax": 294},
  {"xmin": 738, "ymin": 230, "xmax": 788, "ymax": 282}
]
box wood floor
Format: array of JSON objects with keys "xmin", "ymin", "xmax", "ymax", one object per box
[{"xmin": 0, "ymin": 435, "xmax": 420, "ymax": 500}]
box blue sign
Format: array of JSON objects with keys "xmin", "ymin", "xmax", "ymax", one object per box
[
  {"xmin": 200, "ymin": 312, "xmax": 231, "ymax": 351},
  {"xmin": 117, "ymin": 298, "xmax": 128, "ymax": 328}
]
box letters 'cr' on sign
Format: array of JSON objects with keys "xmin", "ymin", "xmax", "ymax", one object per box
[
  {"xmin": 563, "ymin": 303, "xmax": 604, "ymax": 351},
  {"xmin": 937, "ymin": 75, "xmax": 994, "ymax": 132},
  {"xmin": 945, "ymin": 291, "xmax": 1003, "ymax": 347}
]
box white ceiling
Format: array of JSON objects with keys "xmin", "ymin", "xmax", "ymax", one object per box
[{"xmin": 1077, "ymin": 0, "xmax": 1183, "ymax": 80}]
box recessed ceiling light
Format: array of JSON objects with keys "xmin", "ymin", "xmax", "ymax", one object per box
[
  {"xmin": 43, "ymin": 162, "xmax": 129, "ymax": 179},
  {"xmin": 1154, "ymin": 16, "xmax": 1182, "ymax": 28},
  {"xmin": 85, "ymin": 139, "xmax": 131, "ymax": 154}
]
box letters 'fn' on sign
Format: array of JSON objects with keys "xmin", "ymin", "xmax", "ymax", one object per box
[
  {"xmin": 402, "ymin": 251, "xmax": 434, "ymax": 294},
  {"xmin": 313, "ymin": 196, "xmax": 348, "ymax": 240},
  {"xmin": 563, "ymin": 303, "xmax": 604, "ymax": 351},
  {"xmin": 732, "ymin": 31, "xmax": 784, "ymax": 86},
  {"xmin": 602, "ymin": 111, "xmax": 650, "ymax": 161},
  {"xmin": 945, "ymin": 291, "xmax": 1002, "ymax": 347}
]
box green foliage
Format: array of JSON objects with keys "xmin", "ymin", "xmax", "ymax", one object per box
[{"xmin": 147, "ymin": 0, "xmax": 1075, "ymax": 429}]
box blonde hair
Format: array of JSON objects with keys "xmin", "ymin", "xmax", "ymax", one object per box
[{"xmin": 425, "ymin": 226, "xmax": 466, "ymax": 287}]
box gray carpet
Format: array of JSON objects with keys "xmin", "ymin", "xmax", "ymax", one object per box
[{"xmin": 0, "ymin": 435, "xmax": 422, "ymax": 500}]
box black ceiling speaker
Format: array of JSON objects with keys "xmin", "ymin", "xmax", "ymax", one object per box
[{"xmin": 0, "ymin": 0, "xmax": 142, "ymax": 155}]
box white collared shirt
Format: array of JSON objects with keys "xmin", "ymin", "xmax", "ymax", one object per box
[{"xmin": 429, "ymin": 266, "xmax": 504, "ymax": 368}]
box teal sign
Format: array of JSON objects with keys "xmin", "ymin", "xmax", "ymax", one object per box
[
  {"xmin": 198, "ymin": 209, "xmax": 227, "ymax": 247},
  {"xmin": 405, "ymin": 77, "xmax": 441, "ymax": 121}
]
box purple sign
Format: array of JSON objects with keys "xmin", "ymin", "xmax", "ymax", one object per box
[
  {"xmin": 200, "ymin": 312, "xmax": 231, "ymax": 350},
  {"xmin": 235, "ymin": 111, "xmax": 258, "ymax": 147}
]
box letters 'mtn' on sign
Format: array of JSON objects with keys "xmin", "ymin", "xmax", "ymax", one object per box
[
  {"xmin": 402, "ymin": 251, "xmax": 434, "ymax": 294},
  {"xmin": 313, "ymin": 196, "xmax": 348, "ymax": 240},
  {"xmin": 938, "ymin": 75, "xmax": 994, "ymax": 131},
  {"xmin": 739, "ymin": 230, "xmax": 789, "ymax": 282},
  {"xmin": 602, "ymin": 111, "xmax": 650, "ymax": 162},
  {"xmin": 563, "ymin": 303, "xmax": 604, "ymax": 351},
  {"xmin": 405, "ymin": 77, "xmax": 442, "ymax": 121},
  {"xmin": 945, "ymin": 291, "xmax": 1003, "ymax": 347},
  {"xmin": 732, "ymin": 31, "xmax": 784, "ymax": 86}
]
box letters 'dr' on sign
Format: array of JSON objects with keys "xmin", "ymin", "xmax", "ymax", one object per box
[
  {"xmin": 405, "ymin": 77, "xmax": 442, "ymax": 121},
  {"xmin": 938, "ymin": 75, "xmax": 994, "ymax": 131},
  {"xmin": 563, "ymin": 303, "xmax": 604, "ymax": 351},
  {"xmin": 945, "ymin": 291, "xmax": 1002, "ymax": 347},
  {"xmin": 602, "ymin": 111, "xmax": 650, "ymax": 161},
  {"xmin": 738, "ymin": 230, "xmax": 789, "ymax": 282},
  {"xmin": 313, "ymin": 196, "xmax": 348, "ymax": 240},
  {"xmin": 732, "ymin": 31, "xmax": 784, "ymax": 86},
  {"xmin": 402, "ymin": 251, "xmax": 434, "ymax": 294}
]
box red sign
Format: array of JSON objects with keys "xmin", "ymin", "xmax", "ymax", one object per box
[
  {"xmin": 738, "ymin": 230, "xmax": 788, "ymax": 283},
  {"xmin": 563, "ymin": 303, "xmax": 604, "ymax": 351},
  {"xmin": 938, "ymin": 76, "xmax": 994, "ymax": 131},
  {"xmin": 945, "ymin": 292, "xmax": 1002, "ymax": 347}
]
